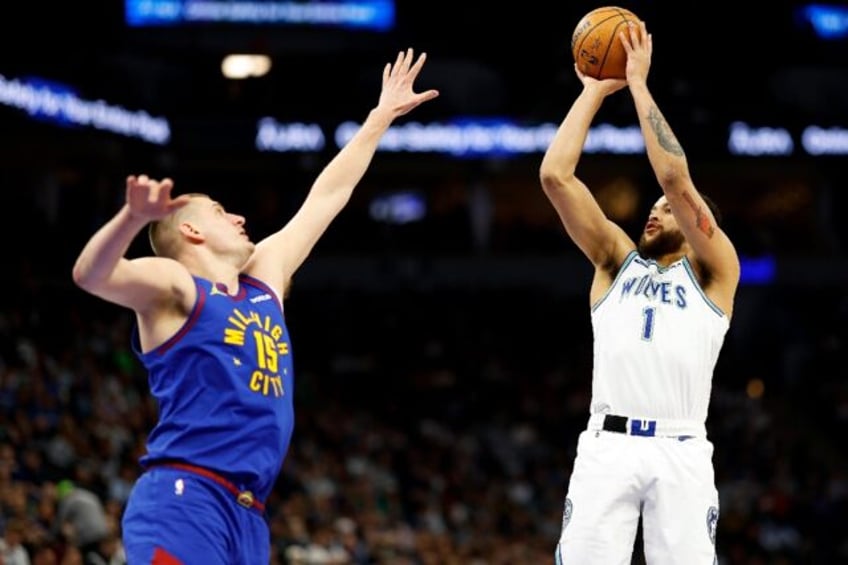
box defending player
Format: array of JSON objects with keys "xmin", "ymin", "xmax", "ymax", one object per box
[
  {"xmin": 71, "ymin": 49, "xmax": 438, "ymax": 564},
  {"xmin": 540, "ymin": 21, "xmax": 740, "ymax": 563}
]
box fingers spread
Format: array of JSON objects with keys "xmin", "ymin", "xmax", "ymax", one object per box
[
  {"xmin": 390, "ymin": 50, "xmax": 405, "ymax": 76},
  {"xmin": 619, "ymin": 30, "xmax": 632, "ymax": 51},
  {"xmin": 628, "ymin": 21, "xmax": 639, "ymax": 46},
  {"xmin": 418, "ymin": 89, "xmax": 439, "ymax": 103},
  {"xmin": 407, "ymin": 52, "xmax": 428, "ymax": 81},
  {"xmin": 400, "ymin": 47, "xmax": 414, "ymax": 74}
]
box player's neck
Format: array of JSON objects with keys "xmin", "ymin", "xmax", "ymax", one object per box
[
  {"xmin": 181, "ymin": 252, "xmax": 242, "ymax": 294},
  {"xmin": 648, "ymin": 250, "xmax": 687, "ymax": 268}
]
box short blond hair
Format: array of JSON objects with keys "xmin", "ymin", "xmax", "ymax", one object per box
[{"xmin": 148, "ymin": 193, "xmax": 210, "ymax": 258}]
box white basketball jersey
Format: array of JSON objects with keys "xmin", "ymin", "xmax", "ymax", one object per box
[{"xmin": 590, "ymin": 251, "xmax": 729, "ymax": 423}]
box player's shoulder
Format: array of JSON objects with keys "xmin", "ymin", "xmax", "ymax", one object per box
[{"xmin": 610, "ymin": 249, "xmax": 640, "ymax": 273}]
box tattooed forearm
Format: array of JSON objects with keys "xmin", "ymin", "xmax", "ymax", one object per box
[
  {"xmin": 647, "ymin": 106, "xmax": 684, "ymax": 156},
  {"xmin": 682, "ymin": 191, "xmax": 715, "ymax": 238}
]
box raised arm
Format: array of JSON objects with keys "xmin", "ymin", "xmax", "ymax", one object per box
[
  {"xmin": 71, "ymin": 175, "xmax": 196, "ymax": 316},
  {"xmin": 245, "ymin": 48, "xmax": 439, "ymax": 296},
  {"xmin": 539, "ymin": 71, "xmax": 635, "ymax": 271},
  {"xmin": 622, "ymin": 22, "xmax": 740, "ymax": 312}
]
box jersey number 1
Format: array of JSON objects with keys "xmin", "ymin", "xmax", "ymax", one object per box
[{"xmin": 641, "ymin": 307, "xmax": 655, "ymax": 341}]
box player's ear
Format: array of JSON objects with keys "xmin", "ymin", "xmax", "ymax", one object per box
[{"xmin": 179, "ymin": 221, "xmax": 205, "ymax": 244}]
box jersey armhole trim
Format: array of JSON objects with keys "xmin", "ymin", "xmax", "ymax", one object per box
[
  {"xmin": 591, "ymin": 250, "xmax": 638, "ymax": 312},
  {"xmin": 240, "ymin": 273, "xmax": 285, "ymax": 315},
  {"xmin": 133, "ymin": 278, "xmax": 207, "ymax": 358},
  {"xmin": 682, "ymin": 257, "xmax": 727, "ymax": 318}
]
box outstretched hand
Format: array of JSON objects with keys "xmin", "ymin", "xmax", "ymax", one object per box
[
  {"xmin": 125, "ymin": 174, "xmax": 191, "ymax": 222},
  {"xmin": 377, "ymin": 48, "xmax": 440, "ymax": 117}
]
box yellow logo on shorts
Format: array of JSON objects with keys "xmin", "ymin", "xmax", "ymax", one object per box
[{"xmin": 237, "ymin": 491, "xmax": 255, "ymax": 508}]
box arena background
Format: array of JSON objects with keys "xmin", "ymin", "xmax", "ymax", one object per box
[{"xmin": 1, "ymin": 1, "xmax": 847, "ymax": 563}]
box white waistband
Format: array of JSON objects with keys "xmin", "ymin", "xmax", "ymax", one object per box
[{"xmin": 587, "ymin": 413, "xmax": 706, "ymax": 438}]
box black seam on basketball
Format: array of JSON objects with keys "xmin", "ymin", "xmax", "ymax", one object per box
[
  {"xmin": 574, "ymin": 13, "xmax": 630, "ymax": 73},
  {"xmin": 607, "ymin": 8, "xmax": 638, "ymax": 78},
  {"xmin": 599, "ymin": 20, "xmax": 629, "ymax": 79}
]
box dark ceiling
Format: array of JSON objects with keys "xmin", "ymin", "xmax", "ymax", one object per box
[
  {"xmin": 0, "ymin": 1, "xmax": 846, "ymax": 267},
  {"xmin": 0, "ymin": 1, "xmax": 846, "ymax": 169},
  {"xmin": 2, "ymin": 1, "xmax": 845, "ymax": 119}
]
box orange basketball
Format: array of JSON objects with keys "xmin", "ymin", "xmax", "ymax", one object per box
[{"xmin": 571, "ymin": 6, "xmax": 641, "ymax": 80}]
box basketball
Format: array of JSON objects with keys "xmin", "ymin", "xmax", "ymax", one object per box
[{"xmin": 571, "ymin": 6, "xmax": 641, "ymax": 80}]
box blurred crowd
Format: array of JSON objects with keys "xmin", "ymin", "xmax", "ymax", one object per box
[
  {"xmin": 1, "ymin": 157, "xmax": 846, "ymax": 564},
  {"xmin": 1, "ymin": 275, "xmax": 846, "ymax": 564}
]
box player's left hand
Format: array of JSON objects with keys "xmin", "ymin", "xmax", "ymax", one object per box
[
  {"xmin": 620, "ymin": 20, "xmax": 652, "ymax": 86},
  {"xmin": 377, "ymin": 48, "xmax": 440, "ymax": 117}
]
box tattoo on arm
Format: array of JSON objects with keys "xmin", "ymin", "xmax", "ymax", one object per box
[
  {"xmin": 647, "ymin": 106, "xmax": 684, "ymax": 157},
  {"xmin": 682, "ymin": 191, "xmax": 715, "ymax": 238}
]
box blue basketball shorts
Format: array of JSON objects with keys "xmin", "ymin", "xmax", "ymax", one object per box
[{"xmin": 122, "ymin": 467, "xmax": 270, "ymax": 565}]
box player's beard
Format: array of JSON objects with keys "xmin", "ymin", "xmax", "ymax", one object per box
[{"xmin": 638, "ymin": 228, "xmax": 685, "ymax": 259}]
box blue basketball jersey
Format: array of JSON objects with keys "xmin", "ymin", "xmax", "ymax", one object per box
[{"xmin": 131, "ymin": 274, "xmax": 294, "ymax": 502}]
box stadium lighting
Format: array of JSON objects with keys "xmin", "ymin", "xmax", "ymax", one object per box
[{"xmin": 221, "ymin": 55, "xmax": 272, "ymax": 79}]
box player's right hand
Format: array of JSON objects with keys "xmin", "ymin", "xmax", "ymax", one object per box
[
  {"xmin": 125, "ymin": 174, "xmax": 191, "ymax": 221},
  {"xmin": 376, "ymin": 48, "xmax": 440, "ymax": 118},
  {"xmin": 574, "ymin": 64, "xmax": 626, "ymax": 96}
]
